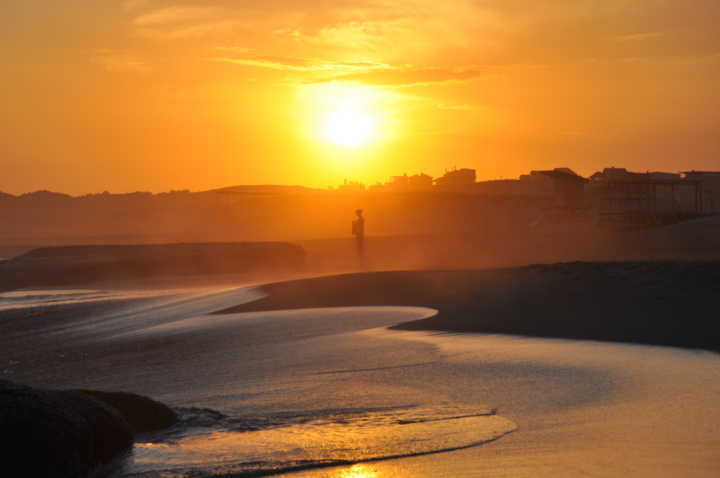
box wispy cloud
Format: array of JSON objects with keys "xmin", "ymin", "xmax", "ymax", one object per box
[
  {"xmin": 311, "ymin": 66, "xmax": 491, "ymax": 87},
  {"xmin": 210, "ymin": 54, "xmax": 391, "ymax": 74},
  {"xmin": 212, "ymin": 53, "xmax": 491, "ymax": 87}
]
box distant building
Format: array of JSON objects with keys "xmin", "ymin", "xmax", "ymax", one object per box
[
  {"xmin": 589, "ymin": 167, "xmax": 680, "ymax": 183},
  {"xmin": 648, "ymin": 171, "xmax": 682, "ymax": 181},
  {"xmin": 590, "ymin": 167, "xmax": 648, "ymax": 182},
  {"xmin": 336, "ymin": 180, "xmax": 365, "ymax": 193},
  {"xmin": 369, "ymin": 173, "xmax": 433, "ymax": 192},
  {"xmin": 528, "ymin": 168, "xmax": 587, "ymax": 209},
  {"xmin": 434, "ymin": 168, "xmax": 476, "ymax": 191},
  {"xmin": 388, "ymin": 173, "xmax": 433, "ymax": 192},
  {"xmin": 588, "ymin": 167, "xmax": 704, "ymax": 222},
  {"xmin": 473, "ymin": 168, "xmax": 587, "ymax": 205}
]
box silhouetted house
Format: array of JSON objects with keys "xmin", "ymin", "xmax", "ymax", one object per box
[
  {"xmin": 473, "ymin": 168, "xmax": 585, "ymax": 204},
  {"xmin": 530, "ymin": 168, "xmax": 587, "ymax": 209},
  {"xmin": 387, "ymin": 173, "xmax": 433, "ymax": 192},
  {"xmin": 434, "ymin": 168, "xmax": 476, "ymax": 192},
  {"xmin": 591, "ymin": 167, "xmax": 647, "ymax": 182},
  {"xmin": 407, "ymin": 173, "xmax": 433, "ymax": 190}
]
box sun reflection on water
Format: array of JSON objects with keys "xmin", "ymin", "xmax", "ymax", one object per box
[{"xmin": 338, "ymin": 464, "xmax": 378, "ymax": 478}]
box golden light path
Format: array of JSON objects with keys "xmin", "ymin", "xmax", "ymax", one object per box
[{"xmin": 338, "ymin": 464, "xmax": 378, "ymax": 478}]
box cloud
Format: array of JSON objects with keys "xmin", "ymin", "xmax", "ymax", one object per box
[
  {"xmin": 311, "ymin": 66, "xmax": 491, "ymax": 87},
  {"xmin": 212, "ymin": 53, "xmax": 490, "ymax": 87},
  {"xmin": 125, "ymin": 1, "xmax": 720, "ymax": 66},
  {"xmin": 210, "ymin": 54, "xmax": 391, "ymax": 73}
]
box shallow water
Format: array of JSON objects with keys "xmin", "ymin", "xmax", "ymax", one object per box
[
  {"xmin": 2, "ymin": 286, "xmax": 719, "ymax": 477},
  {"xmin": 0, "ymin": 288, "xmax": 135, "ymax": 311},
  {"xmin": 129, "ymin": 405, "xmax": 514, "ymax": 477}
]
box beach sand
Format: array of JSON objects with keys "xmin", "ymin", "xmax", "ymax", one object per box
[
  {"xmin": 2, "ymin": 261, "xmax": 720, "ymax": 476},
  {"xmin": 219, "ymin": 261, "xmax": 720, "ymax": 352}
]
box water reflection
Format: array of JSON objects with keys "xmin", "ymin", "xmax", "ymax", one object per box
[
  {"xmin": 131, "ymin": 406, "xmax": 515, "ymax": 476},
  {"xmin": 338, "ymin": 464, "xmax": 378, "ymax": 478}
]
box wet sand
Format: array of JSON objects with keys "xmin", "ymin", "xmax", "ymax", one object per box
[
  {"xmin": 292, "ymin": 330, "xmax": 720, "ymax": 478},
  {"xmin": 219, "ymin": 261, "xmax": 720, "ymax": 352},
  {"xmin": 2, "ymin": 262, "xmax": 720, "ymax": 476}
]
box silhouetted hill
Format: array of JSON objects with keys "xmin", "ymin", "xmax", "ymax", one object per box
[
  {"xmin": 200, "ymin": 185, "xmax": 325, "ymax": 196},
  {"xmin": 18, "ymin": 190, "xmax": 73, "ymax": 201},
  {"xmin": 0, "ymin": 191, "xmax": 14, "ymax": 200}
]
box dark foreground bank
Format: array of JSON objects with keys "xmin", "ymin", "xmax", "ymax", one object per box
[{"xmin": 218, "ymin": 261, "xmax": 720, "ymax": 353}]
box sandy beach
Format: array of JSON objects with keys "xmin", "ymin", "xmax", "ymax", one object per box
[
  {"xmin": 220, "ymin": 261, "xmax": 720, "ymax": 352},
  {"xmin": 2, "ymin": 261, "xmax": 719, "ymax": 476}
]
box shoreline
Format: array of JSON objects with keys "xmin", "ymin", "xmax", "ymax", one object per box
[
  {"xmin": 217, "ymin": 261, "xmax": 720, "ymax": 353},
  {"xmin": 3, "ymin": 266, "xmax": 720, "ymax": 477}
]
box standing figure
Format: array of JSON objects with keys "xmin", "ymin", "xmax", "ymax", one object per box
[{"xmin": 352, "ymin": 209, "xmax": 365, "ymax": 260}]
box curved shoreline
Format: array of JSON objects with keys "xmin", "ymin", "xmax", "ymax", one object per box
[{"xmin": 217, "ymin": 261, "xmax": 720, "ymax": 353}]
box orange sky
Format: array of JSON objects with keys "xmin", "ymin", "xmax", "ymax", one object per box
[{"xmin": 2, "ymin": 1, "xmax": 719, "ymax": 194}]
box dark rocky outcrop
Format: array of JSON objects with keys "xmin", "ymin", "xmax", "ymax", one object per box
[
  {"xmin": 73, "ymin": 389, "xmax": 178, "ymax": 433},
  {"xmin": 0, "ymin": 380, "xmax": 133, "ymax": 478}
]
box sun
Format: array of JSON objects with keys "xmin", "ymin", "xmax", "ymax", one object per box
[
  {"xmin": 299, "ymin": 83, "xmax": 386, "ymax": 150},
  {"xmin": 323, "ymin": 109, "xmax": 376, "ymax": 148}
]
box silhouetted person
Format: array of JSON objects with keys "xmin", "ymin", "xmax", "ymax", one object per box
[{"xmin": 352, "ymin": 209, "xmax": 365, "ymax": 260}]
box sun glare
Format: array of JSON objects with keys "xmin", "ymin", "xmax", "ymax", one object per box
[
  {"xmin": 300, "ymin": 83, "xmax": 388, "ymax": 150},
  {"xmin": 323, "ymin": 109, "xmax": 376, "ymax": 148}
]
